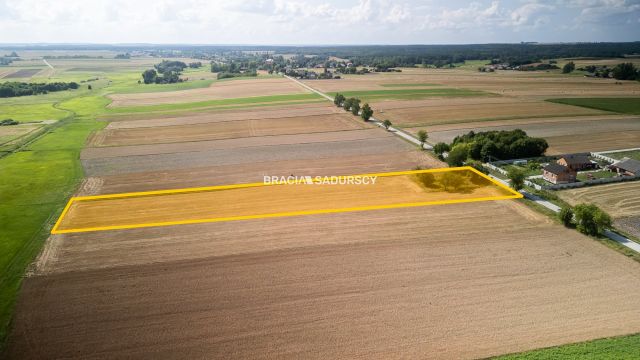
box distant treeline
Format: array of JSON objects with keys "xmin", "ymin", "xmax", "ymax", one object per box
[
  {"xmin": 211, "ymin": 61, "xmax": 257, "ymax": 79},
  {"xmin": 0, "ymin": 81, "xmax": 79, "ymax": 98},
  {"xmin": 4, "ymin": 42, "xmax": 640, "ymax": 66}
]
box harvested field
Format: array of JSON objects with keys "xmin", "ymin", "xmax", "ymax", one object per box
[
  {"xmin": 80, "ymin": 132, "xmax": 419, "ymax": 176},
  {"xmin": 615, "ymin": 217, "xmax": 640, "ymax": 240},
  {"xmin": 104, "ymin": 102, "xmax": 343, "ymax": 128},
  {"xmin": 558, "ymin": 182, "xmax": 640, "ymax": 219},
  {"xmin": 544, "ymin": 131, "xmax": 640, "ymax": 154},
  {"xmin": 0, "ymin": 123, "xmax": 43, "ymax": 147},
  {"xmin": 329, "ymin": 88, "xmax": 490, "ymax": 102},
  {"xmin": 416, "ymin": 116, "xmax": 640, "ymax": 154},
  {"xmin": 373, "ymin": 97, "xmax": 603, "ymax": 127},
  {"xmin": 304, "ymin": 70, "xmax": 640, "ymax": 98},
  {"xmin": 78, "ymin": 151, "xmax": 443, "ymax": 195},
  {"xmin": 559, "ymin": 182, "xmax": 640, "ymax": 238},
  {"xmin": 107, "ymin": 78, "xmax": 309, "ymax": 107},
  {"xmin": 8, "ymin": 201, "xmax": 640, "ymax": 359},
  {"xmin": 2, "ymin": 68, "xmax": 42, "ymax": 79},
  {"xmin": 55, "ymin": 169, "xmax": 514, "ymax": 233},
  {"xmin": 90, "ymin": 113, "xmax": 367, "ymax": 146}
]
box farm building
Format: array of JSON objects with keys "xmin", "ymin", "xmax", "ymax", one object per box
[
  {"xmin": 543, "ymin": 163, "xmax": 577, "ymax": 184},
  {"xmin": 610, "ymin": 158, "xmax": 640, "ymax": 176},
  {"xmin": 557, "ymin": 154, "xmax": 595, "ymax": 171}
]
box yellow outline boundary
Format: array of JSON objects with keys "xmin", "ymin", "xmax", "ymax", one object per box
[{"xmin": 51, "ymin": 166, "xmax": 522, "ymax": 234}]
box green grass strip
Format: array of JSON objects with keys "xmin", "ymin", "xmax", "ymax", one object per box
[
  {"xmin": 0, "ymin": 95, "xmax": 108, "ymax": 349},
  {"xmin": 547, "ymin": 98, "xmax": 640, "ymax": 115},
  {"xmin": 491, "ymin": 333, "xmax": 640, "ymax": 359}
]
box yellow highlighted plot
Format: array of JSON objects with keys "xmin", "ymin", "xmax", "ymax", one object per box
[{"xmin": 52, "ymin": 167, "xmax": 522, "ymax": 234}]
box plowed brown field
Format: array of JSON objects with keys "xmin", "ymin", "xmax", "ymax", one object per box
[
  {"xmin": 108, "ymin": 78, "xmax": 309, "ymax": 107},
  {"xmin": 418, "ymin": 115, "xmax": 640, "ymax": 154},
  {"xmin": 90, "ymin": 113, "xmax": 367, "ymax": 146},
  {"xmin": 306, "ymin": 70, "xmax": 640, "ymax": 98},
  {"xmin": 374, "ymin": 98, "xmax": 602, "ymax": 127},
  {"xmin": 104, "ymin": 103, "xmax": 343, "ymax": 128},
  {"xmin": 8, "ymin": 201, "xmax": 640, "ymax": 359}
]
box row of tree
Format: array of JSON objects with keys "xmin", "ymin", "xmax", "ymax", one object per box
[
  {"xmin": 0, "ymin": 81, "xmax": 79, "ymax": 98},
  {"xmin": 333, "ymin": 93, "xmax": 373, "ymax": 121}
]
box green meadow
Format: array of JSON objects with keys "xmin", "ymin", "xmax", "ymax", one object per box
[
  {"xmin": 548, "ymin": 98, "xmax": 640, "ymax": 115},
  {"xmin": 492, "ymin": 333, "xmax": 640, "ymax": 359}
]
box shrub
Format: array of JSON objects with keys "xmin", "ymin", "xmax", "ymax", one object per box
[
  {"xmin": 507, "ymin": 167, "xmax": 526, "ymax": 190},
  {"xmin": 559, "ymin": 207, "xmax": 574, "ymax": 227},
  {"xmin": 361, "ymin": 103, "xmax": 373, "ymax": 121},
  {"xmin": 574, "ymin": 204, "xmax": 612, "ymax": 236},
  {"xmin": 446, "ymin": 144, "xmax": 469, "ymax": 167},
  {"xmin": 433, "ymin": 142, "xmax": 450, "ymax": 155}
]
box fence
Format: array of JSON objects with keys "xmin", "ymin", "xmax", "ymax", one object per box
[{"xmin": 540, "ymin": 174, "xmax": 640, "ymax": 190}]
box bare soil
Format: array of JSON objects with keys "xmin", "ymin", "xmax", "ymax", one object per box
[
  {"xmin": 79, "ymin": 151, "xmax": 442, "ymax": 195},
  {"xmin": 375, "ymin": 98, "xmax": 603, "ymax": 127},
  {"xmin": 104, "ymin": 103, "xmax": 343, "ymax": 128},
  {"xmin": 90, "ymin": 114, "xmax": 367, "ymax": 146},
  {"xmin": 306, "ymin": 70, "xmax": 640, "ymax": 98},
  {"xmin": 8, "ymin": 201, "xmax": 640, "ymax": 359},
  {"xmin": 108, "ymin": 78, "xmax": 310, "ymax": 107},
  {"xmin": 416, "ymin": 116, "xmax": 640, "ymax": 154}
]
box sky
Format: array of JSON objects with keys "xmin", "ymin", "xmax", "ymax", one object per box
[{"xmin": 0, "ymin": 0, "xmax": 639, "ymax": 45}]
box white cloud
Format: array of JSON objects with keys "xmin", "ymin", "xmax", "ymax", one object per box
[
  {"xmin": 509, "ymin": 3, "xmax": 555, "ymax": 26},
  {"xmin": 0, "ymin": 0, "xmax": 638, "ymax": 44}
]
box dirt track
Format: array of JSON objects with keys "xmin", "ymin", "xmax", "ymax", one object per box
[{"xmin": 9, "ymin": 202, "xmax": 640, "ymax": 359}]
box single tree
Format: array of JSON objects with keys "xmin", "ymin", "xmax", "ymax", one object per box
[
  {"xmin": 350, "ymin": 99, "xmax": 361, "ymax": 116},
  {"xmin": 334, "ymin": 93, "xmax": 345, "ymax": 107},
  {"xmin": 558, "ymin": 207, "xmax": 574, "ymax": 227},
  {"xmin": 342, "ymin": 98, "xmax": 353, "ymax": 111},
  {"xmin": 574, "ymin": 204, "xmax": 612, "ymax": 236},
  {"xmin": 446, "ymin": 144, "xmax": 469, "ymax": 167},
  {"xmin": 417, "ymin": 130, "xmax": 428, "ymax": 149},
  {"xmin": 611, "ymin": 62, "xmax": 638, "ymax": 80},
  {"xmin": 439, "ymin": 172, "xmax": 465, "ymax": 192},
  {"xmin": 361, "ymin": 103, "xmax": 373, "ymax": 121},
  {"xmin": 382, "ymin": 119, "xmax": 392, "ymax": 130},
  {"xmin": 507, "ymin": 167, "xmax": 526, "ymax": 191},
  {"xmin": 433, "ymin": 142, "xmax": 450, "ymax": 155},
  {"xmin": 142, "ymin": 69, "xmax": 157, "ymax": 84},
  {"xmin": 87, "ymin": 84, "xmax": 92, "ymax": 90},
  {"xmin": 562, "ymin": 61, "xmax": 575, "ymax": 73}
]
